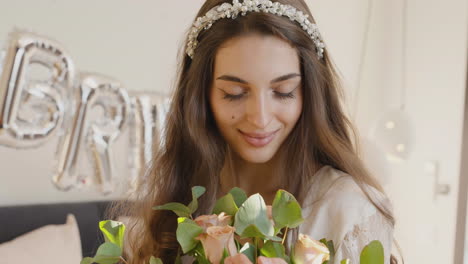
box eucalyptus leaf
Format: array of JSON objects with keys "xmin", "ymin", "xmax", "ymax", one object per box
[
  {"xmin": 212, "ymin": 193, "xmax": 238, "ymax": 216},
  {"xmin": 320, "ymin": 238, "xmax": 335, "ymax": 261},
  {"xmin": 92, "ymin": 242, "xmax": 123, "ymax": 264},
  {"xmin": 176, "ymin": 217, "xmax": 204, "ymax": 253},
  {"xmin": 150, "ymin": 256, "xmax": 163, "ymax": 264},
  {"xmin": 240, "ymin": 242, "xmax": 256, "ymax": 263},
  {"xmin": 192, "ymin": 242, "xmax": 207, "ymax": 259},
  {"xmin": 188, "ymin": 186, "xmax": 207, "ymax": 213},
  {"xmin": 272, "ymin": 190, "xmax": 304, "ymax": 229},
  {"xmin": 80, "ymin": 257, "xmax": 94, "ymax": 264},
  {"xmin": 235, "ymin": 193, "xmax": 274, "ymax": 238},
  {"xmin": 240, "ymin": 224, "xmax": 265, "ymax": 239},
  {"xmin": 195, "ymin": 254, "xmax": 211, "ymax": 264},
  {"xmin": 99, "ymin": 220, "xmax": 126, "ymax": 248},
  {"xmin": 96, "ymin": 242, "xmax": 122, "ymax": 257},
  {"xmin": 360, "ymin": 240, "xmax": 384, "ymax": 264},
  {"xmin": 153, "ymin": 202, "xmax": 191, "ymax": 218},
  {"xmin": 193, "ymin": 186, "xmax": 207, "ymax": 199},
  {"xmin": 92, "ymin": 255, "xmax": 121, "ymax": 264},
  {"xmin": 341, "ymin": 259, "xmax": 350, "ymax": 264},
  {"xmin": 229, "ymin": 187, "xmax": 248, "ymax": 207},
  {"xmin": 260, "ymin": 240, "xmax": 287, "ymax": 259}
]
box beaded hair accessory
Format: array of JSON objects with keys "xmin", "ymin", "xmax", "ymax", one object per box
[{"xmin": 186, "ymin": 0, "xmax": 326, "ymax": 60}]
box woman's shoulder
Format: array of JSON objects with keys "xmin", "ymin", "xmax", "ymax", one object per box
[
  {"xmin": 306, "ymin": 165, "xmax": 390, "ymax": 211},
  {"xmin": 299, "ymin": 165, "xmax": 392, "ymax": 243}
]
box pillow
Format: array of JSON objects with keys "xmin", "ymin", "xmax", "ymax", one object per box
[{"xmin": 0, "ymin": 213, "xmax": 82, "ymax": 264}]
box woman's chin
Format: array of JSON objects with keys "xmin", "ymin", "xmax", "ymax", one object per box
[{"xmin": 237, "ymin": 150, "xmax": 276, "ymax": 164}]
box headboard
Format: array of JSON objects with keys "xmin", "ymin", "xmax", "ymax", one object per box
[{"xmin": 0, "ymin": 200, "xmax": 115, "ymax": 257}]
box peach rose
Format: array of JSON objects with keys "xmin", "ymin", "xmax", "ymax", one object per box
[
  {"xmin": 258, "ymin": 256, "xmax": 288, "ymax": 264},
  {"xmin": 194, "ymin": 212, "xmax": 231, "ymax": 232},
  {"xmin": 224, "ymin": 253, "xmax": 253, "ymax": 264},
  {"xmin": 266, "ymin": 205, "xmax": 273, "ymax": 219},
  {"xmin": 293, "ymin": 234, "xmax": 330, "ymax": 264},
  {"xmin": 196, "ymin": 225, "xmax": 237, "ymax": 264},
  {"xmin": 224, "ymin": 255, "xmax": 287, "ymax": 264},
  {"xmin": 266, "ymin": 205, "xmax": 276, "ymax": 227}
]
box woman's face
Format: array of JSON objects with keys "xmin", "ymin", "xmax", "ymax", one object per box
[{"xmin": 209, "ymin": 34, "xmax": 303, "ymax": 163}]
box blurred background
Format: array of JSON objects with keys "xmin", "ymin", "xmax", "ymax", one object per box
[{"xmin": 0, "ymin": 0, "xmax": 466, "ymax": 263}]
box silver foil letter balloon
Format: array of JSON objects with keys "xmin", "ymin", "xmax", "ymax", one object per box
[
  {"xmin": 128, "ymin": 91, "xmax": 170, "ymax": 191},
  {"xmin": 0, "ymin": 31, "xmax": 75, "ymax": 148},
  {"xmin": 53, "ymin": 72, "xmax": 129, "ymax": 194}
]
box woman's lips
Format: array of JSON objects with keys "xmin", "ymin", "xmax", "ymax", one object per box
[{"xmin": 239, "ymin": 129, "xmax": 279, "ymax": 147}]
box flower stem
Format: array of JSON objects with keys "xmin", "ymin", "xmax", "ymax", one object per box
[
  {"xmin": 282, "ymin": 227, "xmax": 289, "ymax": 245},
  {"xmin": 119, "ymin": 256, "xmax": 129, "ymax": 264},
  {"xmin": 254, "ymin": 237, "xmax": 259, "ymax": 263}
]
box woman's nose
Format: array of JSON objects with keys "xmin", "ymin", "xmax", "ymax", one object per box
[{"xmin": 245, "ymin": 92, "xmax": 272, "ymax": 129}]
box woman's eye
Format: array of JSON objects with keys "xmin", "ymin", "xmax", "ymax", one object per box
[
  {"xmin": 222, "ymin": 92, "xmax": 244, "ymax": 101},
  {"xmin": 221, "ymin": 90, "xmax": 296, "ymax": 101},
  {"xmin": 274, "ymin": 91, "xmax": 296, "ymax": 100}
]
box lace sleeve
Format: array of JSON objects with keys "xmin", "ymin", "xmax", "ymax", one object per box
[{"xmin": 333, "ymin": 211, "xmax": 393, "ymax": 264}]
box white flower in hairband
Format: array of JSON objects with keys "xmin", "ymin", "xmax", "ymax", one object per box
[{"xmin": 186, "ymin": 0, "xmax": 326, "ymax": 60}]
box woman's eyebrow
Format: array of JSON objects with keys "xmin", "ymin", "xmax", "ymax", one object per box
[{"xmin": 215, "ymin": 73, "xmax": 301, "ymax": 84}]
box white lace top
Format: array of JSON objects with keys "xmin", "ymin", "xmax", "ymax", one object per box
[{"xmin": 297, "ymin": 165, "xmax": 394, "ymax": 264}]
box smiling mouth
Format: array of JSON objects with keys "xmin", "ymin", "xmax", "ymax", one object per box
[{"xmin": 238, "ymin": 129, "xmax": 279, "ymax": 147}]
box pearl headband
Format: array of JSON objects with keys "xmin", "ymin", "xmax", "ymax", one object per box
[{"xmin": 186, "ymin": 0, "xmax": 326, "ymax": 60}]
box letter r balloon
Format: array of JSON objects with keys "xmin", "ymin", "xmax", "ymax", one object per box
[{"xmin": 53, "ymin": 72, "xmax": 129, "ymax": 194}]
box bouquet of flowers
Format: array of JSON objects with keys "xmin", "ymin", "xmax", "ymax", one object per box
[{"xmin": 82, "ymin": 186, "xmax": 384, "ymax": 264}]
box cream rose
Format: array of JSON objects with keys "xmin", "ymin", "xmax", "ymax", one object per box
[
  {"xmin": 196, "ymin": 225, "xmax": 237, "ymax": 264},
  {"xmin": 293, "ymin": 233, "xmax": 330, "ymax": 264}
]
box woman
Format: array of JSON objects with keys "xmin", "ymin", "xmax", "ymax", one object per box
[{"xmin": 112, "ymin": 0, "xmax": 401, "ymax": 263}]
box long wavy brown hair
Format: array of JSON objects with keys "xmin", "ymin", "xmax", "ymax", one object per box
[{"xmin": 109, "ymin": 0, "xmax": 403, "ymax": 263}]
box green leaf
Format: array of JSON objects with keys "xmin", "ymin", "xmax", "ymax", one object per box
[
  {"xmin": 195, "ymin": 257, "xmax": 211, "ymax": 264},
  {"xmin": 175, "ymin": 254, "xmax": 183, "ymax": 264},
  {"xmin": 93, "ymin": 242, "xmax": 122, "ymax": 264},
  {"xmin": 96, "ymin": 242, "xmax": 122, "ymax": 257},
  {"xmin": 188, "ymin": 186, "xmax": 207, "ymax": 213},
  {"xmin": 99, "ymin": 220, "xmax": 126, "ymax": 248},
  {"xmin": 229, "ymin": 187, "xmax": 248, "ymax": 207},
  {"xmin": 192, "ymin": 186, "xmax": 206, "ymax": 199},
  {"xmin": 93, "ymin": 255, "xmax": 121, "ymax": 264},
  {"xmin": 150, "ymin": 256, "xmax": 163, "ymax": 264},
  {"xmin": 192, "ymin": 242, "xmax": 207, "ymax": 258},
  {"xmin": 240, "ymin": 225, "xmax": 282, "ymax": 242},
  {"xmin": 235, "ymin": 194, "xmax": 274, "ymax": 238},
  {"xmin": 153, "ymin": 202, "xmax": 192, "ymax": 218},
  {"xmin": 260, "ymin": 241, "xmax": 287, "ymax": 259},
  {"xmin": 320, "ymin": 238, "xmax": 335, "ymax": 260},
  {"xmin": 240, "ymin": 224, "xmax": 265, "ymax": 238},
  {"xmin": 272, "ymin": 190, "xmax": 304, "ymax": 229},
  {"xmin": 240, "ymin": 242, "xmax": 256, "ymax": 263},
  {"xmin": 341, "ymin": 259, "xmax": 350, "ymax": 264},
  {"xmin": 212, "ymin": 193, "xmax": 239, "ymax": 216},
  {"xmin": 193, "ymin": 244, "xmax": 211, "ymax": 264},
  {"xmin": 221, "ymin": 248, "xmax": 230, "ymax": 263},
  {"xmin": 80, "ymin": 257, "xmax": 94, "ymax": 264},
  {"xmin": 176, "ymin": 217, "xmax": 204, "ymax": 253},
  {"xmin": 360, "ymin": 240, "xmax": 384, "ymax": 264}
]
